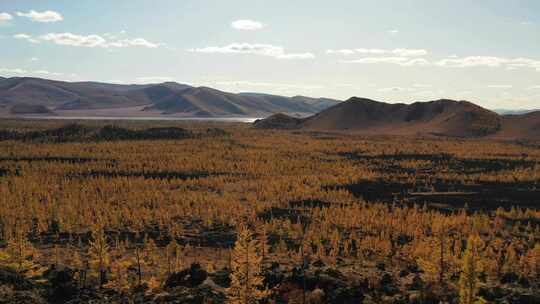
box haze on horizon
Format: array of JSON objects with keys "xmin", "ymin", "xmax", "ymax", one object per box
[{"xmin": 1, "ymin": 0, "xmax": 539, "ymax": 110}]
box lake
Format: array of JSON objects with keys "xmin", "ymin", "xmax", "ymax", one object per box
[{"xmin": 18, "ymin": 116, "xmax": 261, "ymax": 123}]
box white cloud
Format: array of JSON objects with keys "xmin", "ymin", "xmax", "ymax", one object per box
[
  {"xmin": 33, "ymin": 70, "xmax": 63, "ymax": 76},
  {"xmin": 16, "ymin": 10, "xmax": 63, "ymax": 23},
  {"xmin": 40, "ymin": 33, "xmax": 106, "ymax": 47},
  {"xmin": 13, "ymin": 33, "xmax": 31, "ymax": 39},
  {"xmin": 392, "ymin": 48, "xmax": 428, "ymax": 57},
  {"xmin": 486, "ymin": 85, "xmax": 513, "ymax": 89},
  {"xmin": 189, "ymin": 43, "xmax": 315, "ymax": 60},
  {"xmin": 528, "ymin": 85, "xmax": 540, "ymax": 89},
  {"xmin": 328, "ymin": 48, "xmax": 428, "ymax": 57},
  {"xmin": 400, "ymin": 58, "xmax": 430, "ymax": 66},
  {"xmin": 231, "ymin": 19, "xmax": 265, "ymax": 31},
  {"xmin": 0, "ymin": 67, "xmax": 65, "ymax": 78},
  {"xmin": 0, "ymin": 12, "xmax": 12, "ymax": 23},
  {"xmin": 435, "ymin": 56, "xmax": 540, "ymax": 71},
  {"xmin": 107, "ymin": 38, "xmax": 160, "ymax": 48},
  {"xmin": 435, "ymin": 56, "xmax": 507, "ymax": 68},
  {"xmin": 0, "ymin": 68, "xmax": 27, "ymax": 74},
  {"xmin": 343, "ymin": 57, "xmax": 429, "ymax": 66},
  {"xmin": 388, "ymin": 29, "xmax": 399, "ymax": 35},
  {"xmin": 506, "ymin": 58, "xmax": 540, "ymax": 72},
  {"xmin": 13, "ymin": 33, "xmax": 40, "ymax": 43},
  {"xmin": 355, "ymin": 48, "xmax": 389, "ymax": 54},
  {"xmin": 16, "ymin": 32, "xmax": 161, "ymax": 48},
  {"xmin": 29, "ymin": 57, "xmax": 39, "ymax": 62}
]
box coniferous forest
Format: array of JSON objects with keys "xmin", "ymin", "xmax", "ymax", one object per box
[{"xmin": 0, "ymin": 120, "xmax": 539, "ymax": 303}]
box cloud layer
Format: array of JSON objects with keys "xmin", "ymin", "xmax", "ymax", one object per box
[
  {"xmin": 329, "ymin": 48, "xmax": 540, "ymax": 72},
  {"xmin": 16, "ymin": 10, "xmax": 63, "ymax": 23},
  {"xmin": 14, "ymin": 32, "xmax": 160, "ymax": 48},
  {"xmin": 343, "ymin": 57, "xmax": 429, "ymax": 67},
  {"xmin": 0, "ymin": 67, "xmax": 68, "ymax": 78},
  {"xmin": 327, "ymin": 48, "xmax": 428, "ymax": 57},
  {"xmin": 435, "ymin": 56, "xmax": 540, "ymax": 71},
  {"xmin": 189, "ymin": 43, "xmax": 315, "ymax": 59},
  {"xmin": 231, "ymin": 19, "xmax": 265, "ymax": 31}
]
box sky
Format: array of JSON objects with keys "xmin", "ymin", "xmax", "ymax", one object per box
[{"xmin": 0, "ymin": 0, "xmax": 539, "ymax": 109}]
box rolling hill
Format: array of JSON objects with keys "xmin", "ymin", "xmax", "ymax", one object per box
[
  {"xmin": 254, "ymin": 97, "xmax": 540, "ymax": 140},
  {"xmin": 0, "ymin": 77, "xmax": 338, "ymax": 117}
]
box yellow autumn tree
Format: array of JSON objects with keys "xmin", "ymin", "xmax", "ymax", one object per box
[
  {"xmin": 459, "ymin": 234, "xmax": 486, "ymax": 304},
  {"xmin": 88, "ymin": 225, "xmax": 110, "ymax": 288},
  {"xmin": 227, "ymin": 224, "xmax": 269, "ymax": 304},
  {"xmin": 0, "ymin": 224, "xmax": 43, "ymax": 276}
]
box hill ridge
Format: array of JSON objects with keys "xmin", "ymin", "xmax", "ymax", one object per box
[
  {"xmin": 254, "ymin": 96, "xmax": 539, "ymax": 140},
  {"xmin": 0, "ymin": 76, "xmax": 337, "ymax": 117}
]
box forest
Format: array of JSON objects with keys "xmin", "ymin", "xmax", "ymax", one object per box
[{"xmin": 0, "ymin": 119, "xmax": 539, "ymax": 304}]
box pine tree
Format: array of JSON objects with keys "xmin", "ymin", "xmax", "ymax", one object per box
[
  {"xmin": 227, "ymin": 224, "xmax": 269, "ymax": 304},
  {"xmin": 459, "ymin": 234, "xmax": 486, "ymax": 304}
]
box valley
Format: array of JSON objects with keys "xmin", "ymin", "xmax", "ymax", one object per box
[{"xmin": 0, "ymin": 120, "xmax": 538, "ymax": 303}]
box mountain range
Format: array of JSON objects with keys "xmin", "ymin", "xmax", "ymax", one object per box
[
  {"xmin": 0, "ymin": 77, "xmax": 339, "ymax": 117},
  {"xmin": 254, "ymin": 97, "xmax": 540, "ymax": 141}
]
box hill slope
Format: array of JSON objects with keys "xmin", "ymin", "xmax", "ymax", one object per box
[
  {"xmin": 254, "ymin": 97, "xmax": 540, "ymax": 140},
  {"xmin": 490, "ymin": 111, "xmax": 540, "ymax": 141},
  {"xmin": 0, "ymin": 77, "xmax": 336, "ymax": 117},
  {"xmin": 298, "ymin": 97, "xmax": 501, "ymax": 137}
]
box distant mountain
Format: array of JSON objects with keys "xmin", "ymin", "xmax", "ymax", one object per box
[
  {"xmin": 0, "ymin": 77, "xmax": 338, "ymax": 117},
  {"xmin": 290, "ymin": 95, "xmax": 341, "ymax": 111},
  {"xmin": 240, "ymin": 93, "xmax": 340, "ymax": 113},
  {"xmin": 255, "ymin": 97, "xmax": 540, "ymax": 140},
  {"xmin": 493, "ymin": 109, "xmax": 540, "ymax": 115}
]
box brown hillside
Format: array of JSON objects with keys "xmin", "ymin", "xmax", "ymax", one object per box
[
  {"xmin": 489, "ymin": 111, "xmax": 540, "ymax": 141},
  {"xmin": 0, "ymin": 77, "xmax": 335, "ymax": 117},
  {"xmin": 298, "ymin": 97, "xmax": 501, "ymax": 137}
]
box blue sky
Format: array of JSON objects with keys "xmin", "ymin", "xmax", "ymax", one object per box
[{"xmin": 1, "ymin": 0, "xmax": 539, "ymax": 109}]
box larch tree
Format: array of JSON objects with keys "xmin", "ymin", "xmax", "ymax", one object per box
[
  {"xmin": 459, "ymin": 234, "xmax": 486, "ymax": 304},
  {"xmin": 1, "ymin": 226, "xmax": 42, "ymax": 276},
  {"xmin": 88, "ymin": 225, "xmax": 110, "ymax": 288},
  {"xmin": 227, "ymin": 224, "xmax": 269, "ymax": 304}
]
